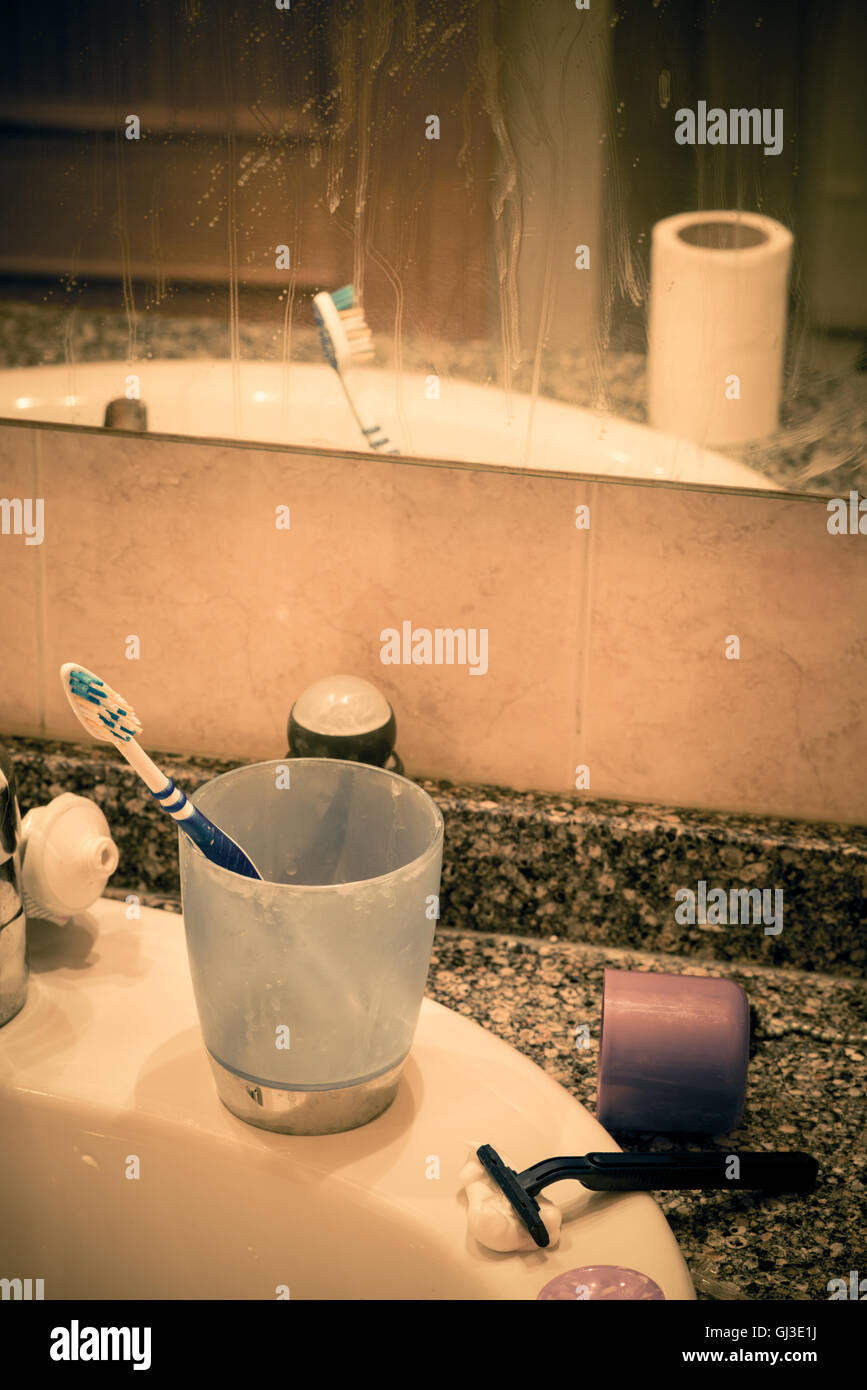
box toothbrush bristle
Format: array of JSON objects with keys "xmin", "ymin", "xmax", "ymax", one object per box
[
  {"xmin": 331, "ymin": 285, "xmax": 355, "ymax": 311},
  {"xmin": 341, "ymin": 309, "xmax": 375, "ymax": 354},
  {"xmin": 61, "ymin": 663, "xmax": 143, "ymax": 744},
  {"xmin": 339, "ymin": 310, "xmax": 375, "ymax": 361},
  {"xmin": 314, "ymin": 285, "xmax": 376, "ymax": 366}
]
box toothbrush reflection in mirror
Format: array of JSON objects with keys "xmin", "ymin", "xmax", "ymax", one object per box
[
  {"xmin": 312, "ymin": 285, "xmax": 400, "ymax": 455},
  {"xmin": 60, "ymin": 663, "xmax": 262, "ymax": 880}
]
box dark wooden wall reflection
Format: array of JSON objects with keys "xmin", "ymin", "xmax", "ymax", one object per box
[{"xmin": 0, "ymin": 0, "xmax": 494, "ymax": 338}]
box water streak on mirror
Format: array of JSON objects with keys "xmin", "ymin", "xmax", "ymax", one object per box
[{"xmin": 0, "ymin": 0, "xmax": 864, "ymax": 498}]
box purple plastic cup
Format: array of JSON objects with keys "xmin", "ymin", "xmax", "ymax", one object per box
[{"xmin": 596, "ymin": 968, "xmax": 750, "ymax": 1133}]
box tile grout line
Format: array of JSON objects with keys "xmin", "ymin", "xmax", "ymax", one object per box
[
  {"xmin": 575, "ymin": 479, "xmax": 597, "ymax": 784},
  {"xmin": 33, "ymin": 428, "xmax": 47, "ymax": 736}
]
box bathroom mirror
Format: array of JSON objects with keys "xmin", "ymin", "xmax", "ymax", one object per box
[{"xmin": 0, "ymin": 0, "xmax": 864, "ymax": 497}]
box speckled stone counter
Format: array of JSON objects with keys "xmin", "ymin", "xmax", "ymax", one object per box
[
  {"xmin": 420, "ymin": 932, "xmax": 865, "ymax": 1303},
  {"xmin": 5, "ymin": 734, "xmax": 865, "ymax": 1301},
  {"xmin": 6, "ymin": 736, "xmax": 866, "ymax": 976},
  {"xmin": 1, "ymin": 301, "xmax": 865, "ymax": 495},
  {"xmin": 85, "ymin": 896, "xmax": 867, "ymax": 1303}
]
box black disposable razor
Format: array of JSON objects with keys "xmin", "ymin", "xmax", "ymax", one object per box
[{"xmin": 476, "ymin": 1145, "xmax": 819, "ymax": 1249}]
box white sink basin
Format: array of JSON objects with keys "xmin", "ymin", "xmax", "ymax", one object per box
[
  {"xmin": 0, "ymin": 357, "xmax": 780, "ymax": 489},
  {"xmin": 0, "ymin": 899, "xmax": 695, "ymax": 1300}
]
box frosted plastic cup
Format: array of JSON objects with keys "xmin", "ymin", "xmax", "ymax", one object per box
[{"xmin": 179, "ymin": 759, "xmax": 443, "ymax": 1135}]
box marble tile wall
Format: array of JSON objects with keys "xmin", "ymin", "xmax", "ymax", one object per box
[{"xmin": 1, "ymin": 419, "xmax": 864, "ymax": 823}]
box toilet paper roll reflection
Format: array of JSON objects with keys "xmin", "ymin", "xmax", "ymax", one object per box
[{"xmin": 647, "ymin": 210, "xmax": 793, "ymax": 448}]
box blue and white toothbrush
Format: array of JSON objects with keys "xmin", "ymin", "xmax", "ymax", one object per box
[
  {"xmin": 60, "ymin": 663, "xmax": 262, "ymax": 880},
  {"xmin": 312, "ymin": 285, "xmax": 400, "ymax": 454}
]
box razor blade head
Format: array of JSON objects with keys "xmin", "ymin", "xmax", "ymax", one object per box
[{"xmin": 476, "ymin": 1144, "xmax": 550, "ymax": 1249}]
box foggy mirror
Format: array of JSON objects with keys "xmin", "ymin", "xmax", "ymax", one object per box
[{"xmin": 0, "ymin": 0, "xmax": 864, "ymax": 497}]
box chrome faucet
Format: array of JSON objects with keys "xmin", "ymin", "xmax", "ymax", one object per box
[{"xmin": 0, "ymin": 745, "xmax": 27, "ymax": 1027}]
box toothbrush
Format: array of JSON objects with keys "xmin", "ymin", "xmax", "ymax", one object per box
[
  {"xmin": 60, "ymin": 663, "xmax": 262, "ymax": 880},
  {"xmin": 312, "ymin": 285, "xmax": 400, "ymax": 454}
]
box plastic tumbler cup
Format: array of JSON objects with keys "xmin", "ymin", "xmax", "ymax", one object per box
[{"xmin": 179, "ymin": 758, "xmax": 443, "ymax": 1134}]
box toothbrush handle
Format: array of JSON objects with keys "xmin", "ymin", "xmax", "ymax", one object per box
[
  {"xmin": 577, "ymin": 1151, "xmax": 818, "ymax": 1192},
  {"xmin": 152, "ymin": 780, "xmax": 261, "ymax": 880},
  {"xmin": 340, "ymin": 377, "xmax": 400, "ymax": 454}
]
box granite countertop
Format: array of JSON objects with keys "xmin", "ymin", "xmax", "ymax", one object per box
[
  {"xmin": 1, "ymin": 300, "xmax": 865, "ymax": 495},
  {"xmin": 424, "ymin": 929, "xmax": 865, "ymax": 1303},
  {"xmin": 109, "ymin": 886, "xmax": 865, "ymax": 1303},
  {"xmin": 7, "ymin": 735, "xmax": 867, "ymax": 1301},
  {"xmin": 10, "ymin": 737, "xmax": 867, "ymax": 975}
]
